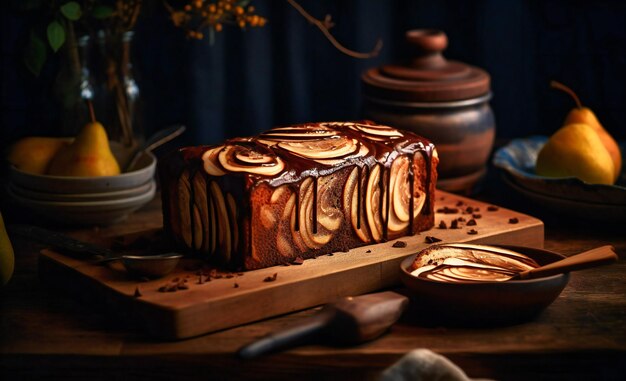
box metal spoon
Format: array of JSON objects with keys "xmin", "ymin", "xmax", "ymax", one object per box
[
  {"xmin": 125, "ymin": 124, "xmax": 186, "ymax": 172},
  {"xmin": 10, "ymin": 225, "xmax": 182, "ymax": 279},
  {"xmin": 98, "ymin": 253, "xmax": 182, "ymax": 279}
]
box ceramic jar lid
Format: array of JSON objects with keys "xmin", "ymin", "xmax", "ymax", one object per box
[{"xmin": 362, "ymin": 29, "xmax": 490, "ymax": 103}]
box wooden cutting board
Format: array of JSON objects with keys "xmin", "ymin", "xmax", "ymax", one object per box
[{"xmin": 38, "ymin": 191, "xmax": 543, "ymax": 340}]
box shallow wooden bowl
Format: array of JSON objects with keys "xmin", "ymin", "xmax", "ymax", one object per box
[{"xmin": 399, "ymin": 245, "xmax": 570, "ymax": 326}]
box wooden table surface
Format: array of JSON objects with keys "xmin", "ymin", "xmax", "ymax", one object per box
[{"xmin": 1, "ymin": 182, "xmax": 625, "ymax": 380}]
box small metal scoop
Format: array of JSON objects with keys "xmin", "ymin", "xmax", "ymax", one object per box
[
  {"xmin": 10, "ymin": 225, "xmax": 182, "ymax": 279},
  {"xmin": 96, "ymin": 253, "xmax": 183, "ymax": 279}
]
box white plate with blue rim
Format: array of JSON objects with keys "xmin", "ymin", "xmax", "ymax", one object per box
[{"xmin": 493, "ymin": 136, "xmax": 626, "ymax": 222}]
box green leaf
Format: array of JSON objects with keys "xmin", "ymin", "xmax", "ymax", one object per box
[
  {"xmin": 60, "ymin": 1, "xmax": 82, "ymax": 21},
  {"xmin": 92, "ymin": 5, "xmax": 114, "ymax": 19},
  {"xmin": 24, "ymin": 31, "xmax": 47, "ymax": 76},
  {"xmin": 47, "ymin": 21, "xmax": 65, "ymax": 52}
]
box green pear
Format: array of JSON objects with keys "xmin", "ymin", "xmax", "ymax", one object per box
[
  {"xmin": 536, "ymin": 123, "xmax": 615, "ymax": 185},
  {"xmin": 47, "ymin": 121, "xmax": 121, "ymax": 177}
]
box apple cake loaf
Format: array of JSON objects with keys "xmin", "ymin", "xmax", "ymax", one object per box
[{"xmin": 160, "ymin": 121, "xmax": 438, "ymax": 270}]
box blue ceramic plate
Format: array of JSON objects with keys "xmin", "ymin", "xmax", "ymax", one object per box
[{"xmin": 493, "ymin": 136, "xmax": 626, "ymax": 208}]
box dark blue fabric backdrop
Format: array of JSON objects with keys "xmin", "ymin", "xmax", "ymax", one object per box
[{"xmin": 2, "ymin": 0, "xmax": 625, "ymax": 150}]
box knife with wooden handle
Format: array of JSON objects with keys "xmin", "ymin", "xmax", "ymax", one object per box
[{"xmin": 238, "ymin": 291, "xmax": 409, "ymax": 359}]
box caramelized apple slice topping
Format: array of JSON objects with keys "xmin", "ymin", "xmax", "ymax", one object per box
[
  {"xmin": 177, "ymin": 170, "xmax": 193, "ymax": 248},
  {"xmin": 387, "ymin": 155, "xmax": 426, "ymax": 234},
  {"xmin": 365, "ymin": 164, "xmax": 384, "ymax": 242},
  {"xmin": 203, "ymin": 143, "xmax": 285, "ymax": 176},
  {"xmin": 343, "ymin": 167, "xmax": 371, "ymax": 242},
  {"xmin": 192, "ymin": 172, "xmax": 209, "ymax": 251},
  {"xmin": 297, "ymin": 178, "xmax": 334, "ymax": 249},
  {"xmin": 210, "ymin": 181, "xmax": 231, "ymax": 262}
]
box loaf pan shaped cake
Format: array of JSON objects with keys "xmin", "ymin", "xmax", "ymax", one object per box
[{"xmin": 160, "ymin": 121, "xmax": 438, "ymax": 270}]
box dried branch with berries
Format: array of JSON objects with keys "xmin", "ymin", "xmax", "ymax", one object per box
[{"xmin": 16, "ymin": 0, "xmax": 381, "ymax": 143}]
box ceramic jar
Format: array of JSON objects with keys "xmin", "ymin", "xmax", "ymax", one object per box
[{"xmin": 362, "ymin": 29, "xmax": 495, "ymax": 193}]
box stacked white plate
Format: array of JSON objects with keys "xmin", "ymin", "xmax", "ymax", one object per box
[{"xmin": 7, "ymin": 151, "xmax": 157, "ymax": 225}]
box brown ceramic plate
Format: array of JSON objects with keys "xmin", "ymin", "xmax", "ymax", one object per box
[
  {"xmin": 502, "ymin": 174, "xmax": 626, "ymax": 223},
  {"xmin": 399, "ymin": 245, "xmax": 569, "ymax": 326}
]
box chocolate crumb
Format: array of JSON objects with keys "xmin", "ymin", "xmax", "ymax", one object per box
[
  {"xmin": 467, "ymin": 219, "xmax": 477, "ymax": 226},
  {"xmin": 214, "ymin": 274, "xmax": 223, "ymax": 279},
  {"xmin": 366, "ymin": 249, "xmax": 372, "ymax": 253},
  {"xmin": 166, "ymin": 284, "xmax": 178, "ymax": 292},
  {"xmin": 465, "ymin": 206, "xmax": 474, "ymax": 213},
  {"xmin": 450, "ymin": 220, "xmax": 459, "ymax": 229},
  {"xmin": 327, "ymin": 253, "xmax": 334, "ymax": 256},
  {"xmin": 263, "ymin": 273, "xmax": 278, "ymax": 282},
  {"xmin": 427, "ymin": 259, "xmax": 433, "ymax": 265},
  {"xmin": 457, "ymin": 217, "xmax": 466, "ymax": 222},
  {"xmin": 474, "ymin": 207, "xmax": 480, "ymax": 212},
  {"xmin": 171, "ymin": 277, "xmax": 180, "ymax": 283},
  {"xmin": 392, "ymin": 240, "xmax": 407, "ymax": 248},
  {"xmin": 487, "ymin": 205, "xmax": 499, "ymax": 212},
  {"xmin": 234, "ymin": 283, "xmax": 239, "ymax": 288},
  {"xmin": 467, "ymin": 229, "xmax": 478, "ymax": 235},
  {"xmin": 226, "ymin": 274, "xmax": 234, "ymax": 279},
  {"xmin": 509, "ymin": 217, "xmax": 519, "ymax": 224},
  {"xmin": 473, "ymin": 213, "xmax": 482, "ymax": 219},
  {"xmin": 293, "ymin": 256, "xmax": 304, "ymax": 265},
  {"xmin": 133, "ymin": 287, "xmax": 142, "ymax": 298},
  {"xmin": 158, "ymin": 285, "xmax": 168, "ymax": 292},
  {"xmin": 177, "ymin": 283, "xmax": 189, "ymax": 290},
  {"xmin": 237, "ymin": 272, "xmax": 244, "ymax": 276},
  {"xmin": 456, "ymin": 201, "xmax": 464, "ymax": 207},
  {"xmin": 425, "ymin": 236, "xmax": 442, "ymax": 243},
  {"xmin": 204, "ymin": 275, "xmax": 211, "ymax": 282},
  {"xmin": 436, "ymin": 206, "xmax": 459, "ymax": 214},
  {"xmin": 438, "ymin": 220, "xmax": 447, "ymax": 229}
]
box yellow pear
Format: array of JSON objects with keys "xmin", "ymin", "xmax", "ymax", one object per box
[
  {"xmin": 551, "ymin": 81, "xmax": 622, "ymax": 181},
  {"xmin": 536, "ymin": 123, "xmax": 614, "ymax": 185},
  {"xmin": 0, "ymin": 210, "xmax": 15, "ymax": 287},
  {"xmin": 7, "ymin": 137, "xmax": 73, "ymax": 175},
  {"xmin": 47, "ymin": 121, "xmax": 121, "ymax": 177}
]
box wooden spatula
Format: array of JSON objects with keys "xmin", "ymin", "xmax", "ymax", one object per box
[
  {"xmin": 514, "ymin": 245, "xmax": 618, "ymax": 280},
  {"xmin": 238, "ymin": 291, "xmax": 408, "ymax": 359}
]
